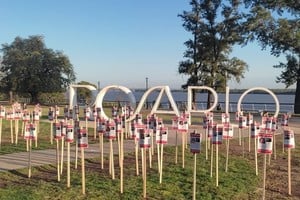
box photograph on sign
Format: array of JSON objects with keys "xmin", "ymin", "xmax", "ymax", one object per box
[
  {"xmin": 223, "ymin": 124, "xmax": 233, "ymax": 139},
  {"xmin": 257, "ymin": 134, "xmax": 273, "ymax": 154},
  {"xmin": 139, "ymin": 129, "xmax": 150, "ymax": 148},
  {"xmin": 190, "ymin": 132, "xmax": 201, "ymax": 153},
  {"xmin": 212, "ymin": 125, "xmax": 223, "ymax": 144},
  {"xmin": 251, "ymin": 123, "xmax": 260, "ymax": 138},
  {"xmin": 78, "ymin": 128, "xmax": 88, "ymax": 148},
  {"xmin": 66, "ymin": 125, "xmax": 74, "ymax": 142},
  {"xmin": 284, "ymin": 130, "xmax": 295, "ymax": 149}
]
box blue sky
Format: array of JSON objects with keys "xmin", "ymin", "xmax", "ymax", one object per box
[{"xmin": 0, "ymin": 0, "xmax": 292, "ymax": 89}]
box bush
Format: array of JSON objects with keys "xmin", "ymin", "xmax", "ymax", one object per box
[{"xmin": 37, "ymin": 92, "xmax": 67, "ymax": 105}]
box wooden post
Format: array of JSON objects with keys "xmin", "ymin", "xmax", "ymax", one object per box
[
  {"xmin": 210, "ymin": 143, "xmax": 213, "ymax": 178},
  {"xmin": 94, "ymin": 117, "xmax": 97, "ymax": 139},
  {"xmin": 0, "ymin": 118, "xmax": 2, "ymax": 147},
  {"xmin": 159, "ymin": 143, "xmax": 164, "ymax": 184},
  {"xmin": 120, "ymin": 128, "xmax": 124, "ymax": 194},
  {"xmin": 288, "ymin": 148, "xmax": 291, "ymax": 195},
  {"xmin": 273, "ymin": 133, "xmax": 277, "ymax": 160},
  {"xmin": 135, "ymin": 141, "xmax": 139, "ymax": 176},
  {"xmin": 225, "ymin": 139, "xmax": 230, "ymax": 172},
  {"xmin": 60, "ymin": 137, "xmax": 64, "ymax": 175},
  {"xmin": 67, "ymin": 142, "xmax": 71, "ymax": 188},
  {"xmin": 182, "ymin": 132, "xmax": 185, "ymax": 168},
  {"xmin": 262, "ymin": 154, "xmax": 267, "ymax": 200},
  {"xmin": 205, "ymin": 129, "xmax": 208, "ymax": 160},
  {"xmin": 175, "ymin": 131, "xmax": 178, "ymax": 164},
  {"xmin": 192, "ymin": 153, "xmax": 197, "ymax": 200},
  {"xmin": 10, "ymin": 119, "xmax": 14, "ymax": 144},
  {"xmin": 248, "ymin": 126, "xmax": 251, "ymax": 152},
  {"xmin": 99, "ymin": 133, "xmax": 104, "ymax": 169},
  {"xmin": 50, "ymin": 121, "xmax": 53, "ymax": 144},
  {"xmin": 28, "ymin": 139, "xmax": 32, "ymax": 178},
  {"xmin": 238, "ymin": 128, "xmax": 241, "ymax": 146},
  {"xmin": 81, "ymin": 148, "xmax": 86, "ymax": 195},
  {"xmin": 157, "ymin": 143, "xmax": 161, "ymax": 174},
  {"xmin": 143, "ymin": 148, "xmax": 147, "ymax": 198},
  {"xmin": 56, "ymin": 139, "xmax": 60, "ymax": 182},
  {"xmin": 216, "ymin": 143, "xmax": 219, "ymax": 187},
  {"xmin": 255, "ymin": 137, "xmax": 258, "ymax": 176}
]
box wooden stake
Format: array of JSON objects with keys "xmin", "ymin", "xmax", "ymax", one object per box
[
  {"xmin": 67, "ymin": 142, "xmax": 71, "ymax": 188},
  {"xmin": 205, "ymin": 129, "xmax": 208, "ymax": 160},
  {"xmin": 255, "ymin": 137, "xmax": 258, "ymax": 176},
  {"xmin": 248, "ymin": 126, "xmax": 251, "ymax": 152},
  {"xmin": 61, "ymin": 137, "xmax": 64, "ymax": 175},
  {"xmin": 159, "ymin": 143, "xmax": 164, "ymax": 184},
  {"xmin": 50, "ymin": 122, "xmax": 53, "ymax": 144},
  {"xmin": 242, "ymin": 129, "xmax": 245, "ymax": 157},
  {"xmin": 262, "ymin": 154, "xmax": 267, "ymax": 200},
  {"xmin": 135, "ymin": 141, "xmax": 139, "ymax": 176},
  {"xmin": 192, "ymin": 153, "xmax": 197, "ymax": 200},
  {"xmin": 56, "ymin": 139, "xmax": 60, "ymax": 182},
  {"xmin": 216, "ymin": 144, "xmax": 219, "ymax": 187},
  {"xmin": 0, "ymin": 118, "xmax": 2, "ymax": 147},
  {"xmin": 94, "ymin": 117, "xmax": 97, "ymax": 139},
  {"xmin": 143, "ymin": 148, "xmax": 147, "ymax": 198},
  {"xmin": 149, "ymin": 146, "xmax": 152, "ymax": 169},
  {"xmin": 35, "ymin": 122, "xmax": 38, "ymax": 148},
  {"xmin": 210, "ymin": 143, "xmax": 213, "ymax": 178},
  {"xmin": 75, "ymin": 140, "xmax": 78, "ymax": 169},
  {"xmin": 175, "ymin": 131, "xmax": 178, "ymax": 164},
  {"xmin": 21, "ymin": 121, "xmax": 24, "ymax": 136},
  {"xmin": 225, "ymin": 139, "xmax": 230, "ymax": 172},
  {"xmin": 110, "ymin": 139, "xmax": 115, "ymax": 180},
  {"xmin": 15, "ymin": 119, "xmax": 19, "ymax": 145},
  {"xmin": 120, "ymin": 129, "xmax": 124, "ymax": 194},
  {"xmin": 28, "ymin": 139, "xmax": 32, "ymax": 178},
  {"xmin": 151, "ymin": 130, "xmax": 154, "ymax": 155},
  {"xmin": 182, "ymin": 132, "xmax": 185, "ymax": 169},
  {"xmin": 99, "ymin": 133, "xmax": 104, "ymax": 169},
  {"xmin": 273, "ymin": 133, "xmax": 277, "ymax": 160},
  {"xmin": 238, "ymin": 128, "xmax": 241, "ymax": 146},
  {"xmin": 10, "ymin": 120, "xmax": 14, "ymax": 144},
  {"xmin": 157, "ymin": 144, "xmax": 161, "ymax": 174},
  {"xmin": 81, "ymin": 148, "xmax": 86, "ymax": 195},
  {"xmin": 288, "ymin": 148, "xmax": 291, "ymax": 195}
]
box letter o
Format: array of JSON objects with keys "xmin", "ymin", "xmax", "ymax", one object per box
[{"xmin": 237, "ymin": 87, "xmax": 280, "ymax": 117}]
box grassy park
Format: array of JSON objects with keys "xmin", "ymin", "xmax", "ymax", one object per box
[{"xmin": 0, "ymin": 106, "xmax": 299, "ymax": 199}]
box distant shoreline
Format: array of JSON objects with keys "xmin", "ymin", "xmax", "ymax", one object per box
[{"xmin": 132, "ymin": 88, "xmax": 296, "ymax": 95}]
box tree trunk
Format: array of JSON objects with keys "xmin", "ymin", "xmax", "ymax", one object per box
[
  {"xmin": 207, "ymin": 91, "xmax": 212, "ymax": 109},
  {"xmin": 294, "ymin": 79, "xmax": 300, "ymax": 114},
  {"xmin": 192, "ymin": 90, "xmax": 196, "ymax": 109}
]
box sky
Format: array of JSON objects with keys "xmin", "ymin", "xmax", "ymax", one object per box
[{"xmin": 0, "ymin": 0, "xmax": 293, "ymax": 90}]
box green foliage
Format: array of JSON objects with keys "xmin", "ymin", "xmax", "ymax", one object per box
[
  {"xmin": 76, "ymin": 81, "xmax": 97, "ymax": 104},
  {"xmin": 0, "ymin": 35, "xmax": 76, "ymax": 103},
  {"xmin": 178, "ymin": 0, "xmax": 248, "ymax": 106},
  {"xmin": 37, "ymin": 92, "xmax": 67, "ymax": 105},
  {"xmin": 243, "ymin": 0, "xmax": 300, "ymax": 113}
]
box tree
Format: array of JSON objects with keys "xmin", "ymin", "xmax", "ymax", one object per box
[
  {"xmin": 0, "ymin": 35, "xmax": 76, "ymax": 103},
  {"xmin": 178, "ymin": 0, "xmax": 248, "ymax": 108},
  {"xmin": 76, "ymin": 81, "xmax": 97, "ymax": 104},
  {"xmin": 244, "ymin": 0, "xmax": 300, "ymax": 113}
]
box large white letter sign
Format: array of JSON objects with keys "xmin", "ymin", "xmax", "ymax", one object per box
[
  {"xmin": 94, "ymin": 85, "xmax": 136, "ymax": 121},
  {"xmin": 69, "ymin": 84, "xmax": 98, "ymax": 108},
  {"xmin": 237, "ymin": 87, "xmax": 280, "ymax": 117},
  {"xmin": 187, "ymin": 86, "xmax": 218, "ymax": 113},
  {"xmin": 131, "ymin": 86, "xmax": 179, "ymax": 120}
]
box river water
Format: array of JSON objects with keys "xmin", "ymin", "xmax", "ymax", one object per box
[{"xmin": 102, "ymin": 89, "xmax": 295, "ymax": 113}]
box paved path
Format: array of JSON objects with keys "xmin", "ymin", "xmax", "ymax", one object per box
[{"xmin": 0, "ymin": 116, "xmax": 299, "ymax": 172}]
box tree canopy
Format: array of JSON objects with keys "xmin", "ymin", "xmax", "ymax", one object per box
[
  {"xmin": 0, "ymin": 35, "xmax": 76, "ymax": 103},
  {"xmin": 244, "ymin": 0, "xmax": 300, "ymax": 113},
  {"xmin": 178, "ymin": 0, "xmax": 248, "ymax": 107}
]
